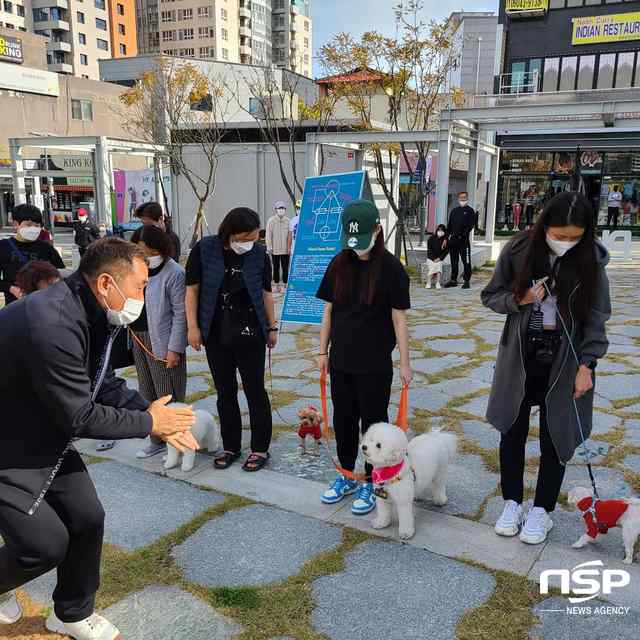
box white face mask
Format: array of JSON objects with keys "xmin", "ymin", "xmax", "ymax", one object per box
[
  {"xmin": 546, "ymin": 233, "xmax": 580, "ymax": 257},
  {"xmin": 437, "ymin": 230, "xmax": 445, "ymax": 238},
  {"xmin": 104, "ymin": 278, "xmax": 145, "ymax": 326},
  {"xmin": 147, "ymin": 255, "xmax": 164, "ymax": 269},
  {"xmin": 276, "ymin": 209, "xmax": 286, "ymax": 217},
  {"xmin": 354, "ymin": 233, "xmax": 378, "ymax": 257},
  {"xmin": 230, "ymin": 240, "xmax": 254, "ymax": 255},
  {"xmin": 19, "ymin": 225, "xmax": 41, "ymax": 242},
  {"xmin": 459, "ymin": 200, "xmax": 468, "ymax": 207}
]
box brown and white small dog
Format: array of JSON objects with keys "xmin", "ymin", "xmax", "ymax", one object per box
[
  {"xmin": 297, "ymin": 406, "xmax": 323, "ymax": 455},
  {"xmin": 568, "ymin": 486, "xmax": 640, "ymax": 564}
]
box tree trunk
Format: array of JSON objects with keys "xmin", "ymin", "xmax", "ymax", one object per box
[{"xmin": 190, "ymin": 201, "xmax": 205, "ymax": 249}]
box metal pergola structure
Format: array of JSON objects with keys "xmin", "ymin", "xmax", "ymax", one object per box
[
  {"xmin": 305, "ymin": 95, "xmax": 640, "ymax": 252},
  {"xmin": 9, "ymin": 136, "xmax": 168, "ymax": 228}
]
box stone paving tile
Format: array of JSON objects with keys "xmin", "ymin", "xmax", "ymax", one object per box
[
  {"xmin": 473, "ymin": 328, "xmax": 502, "ymax": 345},
  {"xmin": 418, "ymin": 453, "xmax": 498, "ymax": 517},
  {"xmin": 596, "ymin": 374, "xmax": 640, "ymax": 401},
  {"xmin": 174, "ymin": 505, "xmax": 342, "ymax": 587},
  {"xmin": 623, "ymin": 419, "xmax": 640, "ymax": 445},
  {"xmin": 466, "ymin": 361, "xmax": 496, "ymax": 384},
  {"xmin": 558, "ymin": 464, "xmax": 632, "ymax": 498},
  {"xmin": 89, "ymin": 462, "xmax": 225, "ymax": 551},
  {"xmin": 411, "ymin": 355, "xmax": 468, "ymax": 375},
  {"xmin": 530, "ymin": 596, "xmax": 640, "ymax": 639},
  {"xmin": 409, "ymin": 323, "xmax": 465, "ymax": 340},
  {"xmin": 457, "ymin": 394, "xmax": 489, "ymax": 418},
  {"xmin": 428, "ymin": 338, "xmax": 478, "ymax": 354},
  {"xmin": 622, "ymin": 453, "xmax": 640, "ymax": 471},
  {"xmin": 590, "ymin": 411, "xmax": 622, "ymax": 436},
  {"xmin": 185, "ymin": 359, "xmax": 212, "ymax": 374},
  {"xmin": 312, "ymin": 541, "xmax": 496, "ymax": 640},
  {"xmin": 269, "ymin": 431, "xmax": 336, "ymax": 484},
  {"xmin": 104, "ymin": 586, "xmax": 244, "ymax": 640},
  {"xmin": 460, "ymin": 420, "xmax": 499, "ymax": 450},
  {"xmin": 270, "ymin": 358, "xmax": 314, "ymax": 378},
  {"xmin": 186, "ymin": 375, "xmax": 211, "ymax": 395},
  {"xmin": 597, "ymin": 360, "xmax": 635, "ymax": 374},
  {"xmin": 23, "ymin": 569, "xmax": 56, "ymax": 607},
  {"xmin": 193, "ymin": 394, "xmax": 217, "ymax": 412}
]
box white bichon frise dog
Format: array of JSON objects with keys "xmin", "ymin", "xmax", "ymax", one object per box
[
  {"xmin": 164, "ymin": 403, "xmax": 220, "ymax": 473},
  {"xmin": 568, "ymin": 486, "xmax": 640, "ymax": 564},
  {"xmin": 361, "ymin": 422, "xmax": 457, "ymax": 540}
]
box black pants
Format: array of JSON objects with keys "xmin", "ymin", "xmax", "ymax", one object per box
[
  {"xmin": 525, "ymin": 205, "xmax": 535, "ymax": 226},
  {"xmin": 206, "ymin": 334, "xmax": 272, "ymax": 453},
  {"xmin": 78, "ymin": 246, "xmax": 87, "ymax": 257},
  {"xmin": 272, "ymin": 254, "xmax": 290, "ymax": 284},
  {"xmin": 607, "ymin": 207, "xmax": 619, "ymax": 228},
  {"xmin": 449, "ymin": 239, "xmax": 472, "ymax": 283},
  {"xmin": 0, "ymin": 452, "xmax": 104, "ymax": 622},
  {"xmin": 330, "ymin": 368, "xmax": 393, "ymax": 482},
  {"xmin": 499, "ymin": 355, "xmax": 565, "ymax": 512}
]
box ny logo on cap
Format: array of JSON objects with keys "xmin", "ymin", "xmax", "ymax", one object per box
[{"xmin": 349, "ymin": 221, "xmax": 359, "ymax": 233}]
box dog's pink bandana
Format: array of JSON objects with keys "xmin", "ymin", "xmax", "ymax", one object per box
[{"xmin": 372, "ymin": 460, "xmax": 405, "ymax": 485}]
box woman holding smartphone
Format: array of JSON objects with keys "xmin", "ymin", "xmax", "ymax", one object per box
[
  {"xmin": 316, "ymin": 200, "xmax": 412, "ymax": 515},
  {"xmin": 482, "ymin": 192, "xmax": 611, "ymax": 545}
]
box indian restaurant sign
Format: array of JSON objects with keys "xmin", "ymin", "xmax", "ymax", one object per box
[{"xmin": 572, "ymin": 12, "xmax": 640, "ymax": 45}]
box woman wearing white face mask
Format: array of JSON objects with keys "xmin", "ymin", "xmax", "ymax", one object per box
[
  {"xmin": 185, "ymin": 207, "xmax": 277, "ymax": 472},
  {"xmin": 482, "ymin": 192, "xmax": 611, "ymax": 546},
  {"xmin": 129, "ymin": 225, "xmax": 188, "ymax": 459},
  {"xmin": 316, "ymin": 200, "xmax": 413, "ymax": 515}
]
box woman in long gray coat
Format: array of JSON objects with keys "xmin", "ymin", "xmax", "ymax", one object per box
[{"xmin": 481, "ymin": 192, "xmax": 611, "ymax": 546}]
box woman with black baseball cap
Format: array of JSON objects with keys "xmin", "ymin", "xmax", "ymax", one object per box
[{"xmin": 316, "ymin": 200, "xmax": 413, "ymax": 515}]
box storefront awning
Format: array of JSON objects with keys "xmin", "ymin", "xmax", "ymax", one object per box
[{"xmin": 498, "ymin": 132, "xmax": 640, "ymax": 152}]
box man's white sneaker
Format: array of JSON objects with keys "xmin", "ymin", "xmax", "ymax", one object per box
[
  {"xmin": 494, "ymin": 500, "xmax": 524, "ymax": 537},
  {"xmin": 519, "ymin": 506, "xmax": 553, "ymax": 545},
  {"xmin": 0, "ymin": 591, "xmax": 22, "ymax": 625},
  {"xmin": 435, "ymin": 281, "xmax": 442, "ymax": 290},
  {"xmin": 45, "ymin": 611, "xmax": 122, "ymax": 640},
  {"xmin": 425, "ymin": 281, "xmax": 431, "ymax": 289}
]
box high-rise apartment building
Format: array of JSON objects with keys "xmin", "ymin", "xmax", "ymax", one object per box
[
  {"xmin": 0, "ymin": 0, "xmax": 137, "ymax": 79},
  {"xmin": 135, "ymin": 0, "xmax": 312, "ymax": 76}
]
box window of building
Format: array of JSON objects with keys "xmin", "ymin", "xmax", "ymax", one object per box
[
  {"xmin": 221, "ymin": 7, "xmax": 227, "ymax": 20},
  {"xmin": 198, "ymin": 26, "xmax": 211, "ymax": 37},
  {"xmin": 17, "ymin": 4, "xmax": 24, "ymax": 16},
  {"xmin": 274, "ymin": 14, "xmax": 284, "ymax": 27},
  {"xmin": 221, "ymin": 27, "xmax": 228, "ymax": 40},
  {"xmin": 4, "ymin": 2, "xmax": 13, "ymax": 14},
  {"xmin": 95, "ymin": 0, "xmax": 105, "ymax": 9},
  {"xmin": 162, "ymin": 30, "xmax": 175, "ymax": 41},
  {"xmin": 118, "ymin": 23, "xmax": 125, "ymax": 35},
  {"xmin": 597, "ymin": 53, "xmax": 615, "ymax": 89},
  {"xmin": 79, "ymin": 32, "xmax": 86, "ymax": 44},
  {"xmin": 222, "ymin": 47, "xmax": 228, "ymax": 60},
  {"xmin": 72, "ymin": 99, "xmax": 93, "ymax": 121},
  {"xmin": 161, "ymin": 10, "xmax": 175, "ymax": 22},
  {"xmin": 304, "ymin": 20, "xmax": 309, "ymax": 31},
  {"xmin": 542, "ymin": 58, "xmax": 559, "ymax": 92},
  {"xmin": 304, "ymin": 37, "xmax": 309, "ymax": 48},
  {"xmin": 178, "ymin": 8, "xmax": 192, "ymax": 19},
  {"xmin": 97, "ymin": 38, "xmax": 109, "ymax": 50},
  {"xmin": 80, "ymin": 53, "xmax": 88, "ymax": 65},
  {"xmin": 559, "ymin": 56, "xmax": 577, "ymax": 91},
  {"xmin": 616, "ymin": 52, "xmax": 635, "ymax": 88},
  {"xmin": 120, "ymin": 43, "xmax": 127, "ymax": 55},
  {"xmin": 179, "ymin": 47, "xmax": 194, "ymax": 56},
  {"xmin": 304, "ymin": 54, "xmax": 309, "ymax": 64},
  {"xmin": 96, "ymin": 17, "xmax": 107, "ymax": 30},
  {"xmin": 577, "ymin": 55, "xmax": 595, "ymax": 90},
  {"xmin": 77, "ymin": 11, "xmax": 85, "ymax": 23},
  {"xmin": 117, "ymin": 3, "xmax": 124, "ymax": 15},
  {"xmin": 198, "ymin": 6, "xmax": 209, "ymax": 18},
  {"xmin": 178, "ymin": 27, "xmax": 193, "ymax": 39}
]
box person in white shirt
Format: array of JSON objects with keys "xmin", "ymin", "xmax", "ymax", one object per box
[
  {"xmin": 266, "ymin": 201, "xmax": 291, "ymax": 293},
  {"xmin": 287, "ymin": 199, "xmax": 301, "ymax": 256},
  {"xmin": 607, "ymin": 185, "xmax": 623, "ymax": 228}
]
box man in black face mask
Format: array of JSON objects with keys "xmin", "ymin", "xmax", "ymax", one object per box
[
  {"xmin": 0, "ymin": 238, "xmax": 197, "ymax": 640},
  {"xmin": 444, "ymin": 191, "xmax": 478, "ymax": 290}
]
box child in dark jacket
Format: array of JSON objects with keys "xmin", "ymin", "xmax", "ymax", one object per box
[{"xmin": 426, "ymin": 224, "xmax": 449, "ymax": 289}]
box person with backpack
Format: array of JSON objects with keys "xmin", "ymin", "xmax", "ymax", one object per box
[{"xmin": 0, "ymin": 204, "xmax": 64, "ymax": 304}]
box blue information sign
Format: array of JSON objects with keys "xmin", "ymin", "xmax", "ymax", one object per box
[{"xmin": 281, "ymin": 171, "xmax": 366, "ymax": 325}]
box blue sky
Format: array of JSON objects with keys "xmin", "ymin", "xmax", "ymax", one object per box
[{"xmin": 311, "ymin": 0, "xmax": 498, "ymax": 77}]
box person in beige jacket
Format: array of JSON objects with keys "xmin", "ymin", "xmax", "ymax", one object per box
[{"xmin": 266, "ymin": 201, "xmax": 291, "ymax": 293}]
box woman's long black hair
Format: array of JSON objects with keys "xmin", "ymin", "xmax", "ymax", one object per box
[
  {"xmin": 514, "ymin": 191, "xmax": 598, "ymax": 322},
  {"xmin": 218, "ymin": 207, "xmax": 260, "ymax": 246},
  {"xmin": 331, "ymin": 228, "xmax": 385, "ymax": 306}
]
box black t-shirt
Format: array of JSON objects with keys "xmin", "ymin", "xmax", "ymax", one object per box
[
  {"xmin": 0, "ymin": 237, "xmax": 65, "ymax": 304},
  {"xmin": 185, "ymin": 242, "xmax": 272, "ymax": 343},
  {"xmin": 316, "ymin": 250, "xmax": 410, "ymax": 374}
]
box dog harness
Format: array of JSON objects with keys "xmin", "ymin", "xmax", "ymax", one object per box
[
  {"xmin": 577, "ymin": 496, "xmax": 629, "ymax": 538},
  {"xmin": 372, "ymin": 456, "xmax": 416, "ymax": 500}
]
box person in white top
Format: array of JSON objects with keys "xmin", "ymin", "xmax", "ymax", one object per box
[
  {"xmin": 287, "ymin": 199, "xmax": 301, "ymax": 256},
  {"xmin": 607, "ymin": 185, "xmax": 623, "ymax": 228},
  {"xmin": 266, "ymin": 201, "xmax": 291, "ymax": 293}
]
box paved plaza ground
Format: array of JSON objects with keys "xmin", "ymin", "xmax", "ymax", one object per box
[{"xmin": 7, "ymin": 259, "xmax": 640, "ymax": 640}]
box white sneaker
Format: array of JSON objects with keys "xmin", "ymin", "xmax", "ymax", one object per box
[
  {"xmin": 425, "ymin": 281, "xmax": 431, "ymax": 289},
  {"xmin": 435, "ymin": 281, "xmax": 442, "ymax": 290},
  {"xmin": 519, "ymin": 506, "xmax": 553, "ymax": 545},
  {"xmin": 494, "ymin": 500, "xmax": 524, "ymax": 537},
  {"xmin": 46, "ymin": 611, "xmax": 122, "ymax": 640},
  {"xmin": 0, "ymin": 591, "xmax": 22, "ymax": 625}
]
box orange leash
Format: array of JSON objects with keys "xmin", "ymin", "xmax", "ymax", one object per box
[
  {"xmin": 128, "ymin": 328, "xmax": 169, "ymax": 365},
  {"xmin": 320, "ymin": 371, "xmax": 409, "ymax": 482}
]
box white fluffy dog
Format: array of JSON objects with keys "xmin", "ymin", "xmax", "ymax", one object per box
[
  {"xmin": 361, "ymin": 422, "xmax": 457, "ymax": 540},
  {"xmin": 568, "ymin": 486, "xmax": 640, "ymax": 564},
  {"xmin": 164, "ymin": 403, "xmax": 220, "ymax": 473}
]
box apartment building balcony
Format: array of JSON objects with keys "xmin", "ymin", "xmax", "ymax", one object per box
[
  {"xmin": 32, "ymin": 0, "xmax": 69, "ymax": 9},
  {"xmin": 47, "ymin": 39, "xmax": 72, "ymax": 53},
  {"xmin": 290, "ymin": 21, "xmax": 298, "ymax": 33},
  {"xmin": 239, "ymin": 6, "xmax": 251, "ymax": 19},
  {"xmin": 239, "ymin": 25, "xmax": 251, "ymax": 38},
  {"xmin": 290, "ymin": 39, "xmax": 298, "ymax": 50},
  {"xmin": 49, "ymin": 62, "xmax": 73, "ymax": 74},
  {"xmin": 36, "ymin": 19, "xmax": 70, "ymax": 31},
  {"xmin": 240, "ymin": 43, "xmax": 252, "ymax": 56}
]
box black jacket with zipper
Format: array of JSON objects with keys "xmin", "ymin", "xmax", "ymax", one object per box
[{"xmin": 0, "ymin": 271, "xmax": 152, "ymax": 513}]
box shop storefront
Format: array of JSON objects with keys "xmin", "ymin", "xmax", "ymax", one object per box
[{"xmin": 497, "ymin": 147, "xmax": 640, "ymax": 229}]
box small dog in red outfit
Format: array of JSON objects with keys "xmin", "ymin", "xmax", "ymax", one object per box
[
  {"xmin": 568, "ymin": 486, "xmax": 640, "ymax": 564},
  {"xmin": 298, "ymin": 406, "xmax": 323, "ymax": 456}
]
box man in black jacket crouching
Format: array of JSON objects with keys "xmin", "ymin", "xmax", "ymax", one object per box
[
  {"xmin": 444, "ymin": 191, "xmax": 478, "ymax": 290},
  {"xmin": 0, "ymin": 238, "xmax": 197, "ymax": 640}
]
